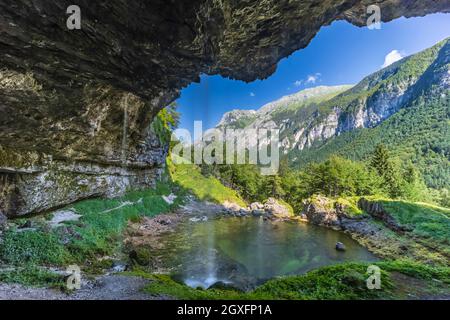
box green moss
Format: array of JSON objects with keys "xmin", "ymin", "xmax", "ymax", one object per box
[
  {"xmin": 0, "ymin": 230, "xmax": 69, "ymax": 266},
  {"xmin": 132, "ymin": 272, "xmax": 243, "ymax": 300},
  {"xmin": 137, "ymin": 260, "xmax": 449, "ymax": 300},
  {"xmin": 378, "ymin": 260, "xmax": 450, "ymax": 283}
]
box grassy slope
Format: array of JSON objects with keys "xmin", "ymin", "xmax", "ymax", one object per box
[
  {"xmin": 168, "ymin": 158, "xmax": 246, "ymax": 207},
  {"xmin": 380, "ymin": 200, "xmax": 450, "ymax": 257}
]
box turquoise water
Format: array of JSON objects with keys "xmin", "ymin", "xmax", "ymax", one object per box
[{"xmin": 154, "ymin": 217, "xmax": 378, "ymax": 289}]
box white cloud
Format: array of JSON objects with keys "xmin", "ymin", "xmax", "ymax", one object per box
[
  {"xmin": 306, "ymin": 73, "xmax": 321, "ymax": 85},
  {"xmin": 382, "ymin": 50, "xmax": 404, "ymax": 68},
  {"xmin": 294, "ymin": 80, "xmax": 303, "ymax": 87},
  {"xmin": 250, "ymin": 92, "xmax": 255, "ymax": 97}
]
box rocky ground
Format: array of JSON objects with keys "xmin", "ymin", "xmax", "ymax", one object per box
[{"xmin": 0, "ymin": 275, "xmax": 155, "ymax": 300}]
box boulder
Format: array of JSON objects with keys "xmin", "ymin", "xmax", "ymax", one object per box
[
  {"xmin": 111, "ymin": 261, "xmax": 128, "ymax": 273},
  {"xmin": 263, "ymin": 198, "xmax": 293, "ymax": 218},
  {"xmin": 249, "ymin": 202, "xmax": 264, "ymax": 211},
  {"xmin": 336, "ymin": 242, "xmax": 346, "ymax": 251},
  {"xmin": 223, "ymin": 201, "xmax": 242, "ymax": 213},
  {"xmin": 238, "ymin": 209, "xmax": 250, "ymax": 217},
  {"xmin": 302, "ymin": 195, "xmax": 341, "ymax": 228}
]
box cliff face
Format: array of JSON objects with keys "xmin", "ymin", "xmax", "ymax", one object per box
[
  {"xmin": 216, "ymin": 39, "xmax": 449, "ymax": 157},
  {"xmin": 0, "ymin": 1, "xmax": 448, "ymax": 216}
]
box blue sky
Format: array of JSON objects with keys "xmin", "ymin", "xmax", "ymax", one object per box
[{"xmin": 176, "ymin": 13, "xmax": 450, "ymax": 133}]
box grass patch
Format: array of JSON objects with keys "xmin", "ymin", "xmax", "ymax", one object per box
[
  {"xmin": 131, "ymin": 271, "xmax": 243, "ymax": 300},
  {"xmin": 378, "ymin": 260, "xmax": 450, "ymax": 283},
  {"xmin": 380, "ymin": 200, "xmax": 450, "ymax": 245},
  {"xmin": 0, "ymin": 266, "xmax": 65, "ymax": 288},
  {"xmin": 250, "ymin": 262, "xmax": 393, "ymax": 300},
  {"xmin": 168, "ymin": 158, "xmax": 246, "ymax": 207},
  {"xmin": 0, "ymin": 230, "xmax": 69, "ymax": 266}
]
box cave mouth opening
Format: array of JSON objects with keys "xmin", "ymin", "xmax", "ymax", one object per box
[{"xmin": 0, "ymin": 0, "xmax": 449, "ymax": 217}]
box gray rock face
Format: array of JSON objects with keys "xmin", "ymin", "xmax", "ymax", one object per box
[
  {"xmin": 0, "ymin": 211, "xmax": 7, "ymax": 229},
  {"xmin": 0, "ymin": 1, "xmax": 447, "ymax": 216}
]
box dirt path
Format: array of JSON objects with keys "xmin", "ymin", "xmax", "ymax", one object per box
[{"xmin": 0, "ymin": 275, "xmax": 156, "ymax": 300}]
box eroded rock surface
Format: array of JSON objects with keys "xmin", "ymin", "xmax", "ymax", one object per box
[{"xmin": 1, "ymin": 1, "xmax": 448, "ymax": 216}]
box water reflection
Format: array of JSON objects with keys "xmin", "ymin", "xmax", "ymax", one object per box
[{"xmin": 154, "ymin": 217, "xmax": 378, "ymax": 290}]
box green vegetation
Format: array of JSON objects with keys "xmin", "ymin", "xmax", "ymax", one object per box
[
  {"xmin": 0, "ymin": 183, "xmax": 183, "ymax": 285},
  {"xmin": 66, "ymin": 185, "xmax": 180, "ymax": 263},
  {"xmin": 151, "ymin": 102, "xmax": 180, "ymax": 145},
  {"xmin": 380, "ymin": 200, "xmax": 450, "ymax": 255},
  {"xmin": 138, "ymin": 260, "xmax": 449, "ymax": 300},
  {"xmin": 271, "ymin": 86, "xmax": 353, "ymax": 122},
  {"xmin": 168, "ymin": 157, "xmax": 246, "ymax": 207},
  {"xmin": 0, "ymin": 230, "xmax": 68, "ymax": 266},
  {"xmin": 0, "ymin": 266, "xmax": 65, "ymax": 288},
  {"xmin": 289, "ymin": 94, "xmax": 449, "ymax": 194}
]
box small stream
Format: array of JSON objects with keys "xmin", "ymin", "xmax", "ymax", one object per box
[{"xmin": 150, "ymin": 216, "xmax": 378, "ymax": 290}]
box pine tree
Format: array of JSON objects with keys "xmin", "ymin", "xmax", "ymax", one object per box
[
  {"xmin": 266, "ymin": 175, "xmax": 285, "ymax": 198},
  {"xmin": 370, "ymin": 144, "xmax": 399, "ymax": 198},
  {"xmin": 370, "ymin": 144, "xmax": 390, "ymax": 176}
]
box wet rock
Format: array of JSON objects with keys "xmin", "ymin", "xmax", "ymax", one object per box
[
  {"xmin": 162, "ymin": 194, "xmax": 177, "ymax": 205},
  {"xmin": 209, "ymin": 281, "xmax": 242, "ymax": 292},
  {"xmin": 223, "ymin": 201, "xmax": 242, "ymax": 213},
  {"xmin": 111, "ymin": 261, "xmax": 128, "ymax": 273},
  {"xmin": 252, "ymin": 210, "xmax": 265, "ymax": 217},
  {"xmin": 336, "ymin": 242, "xmax": 346, "ymax": 251},
  {"xmin": 189, "ymin": 216, "xmax": 208, "ymax": 223},
  {"xmin": 238, "ymin": 209, "xmax": 250, "ymax": 217},
  {"xmin": 0, "ymin": 212, "xmax": 7, "ymax": 229}
]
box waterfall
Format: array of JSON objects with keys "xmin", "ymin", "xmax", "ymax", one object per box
[
  {"xmin": 204, "ymin": 217, "xmax": 217, "ymax": 287},
  {"xmin": 121, "ymin": 94, "xmax": 129, "ymax": 166}
]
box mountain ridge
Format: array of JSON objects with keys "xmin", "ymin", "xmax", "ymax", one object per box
[{"xmin": 212, "ymin": 38, "xmax": 450, "ymax": 188}]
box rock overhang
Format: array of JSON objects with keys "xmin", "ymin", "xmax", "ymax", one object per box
[{"xmin": 0, "ymin": 0, "xmax": 448, "ymax": 216}]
